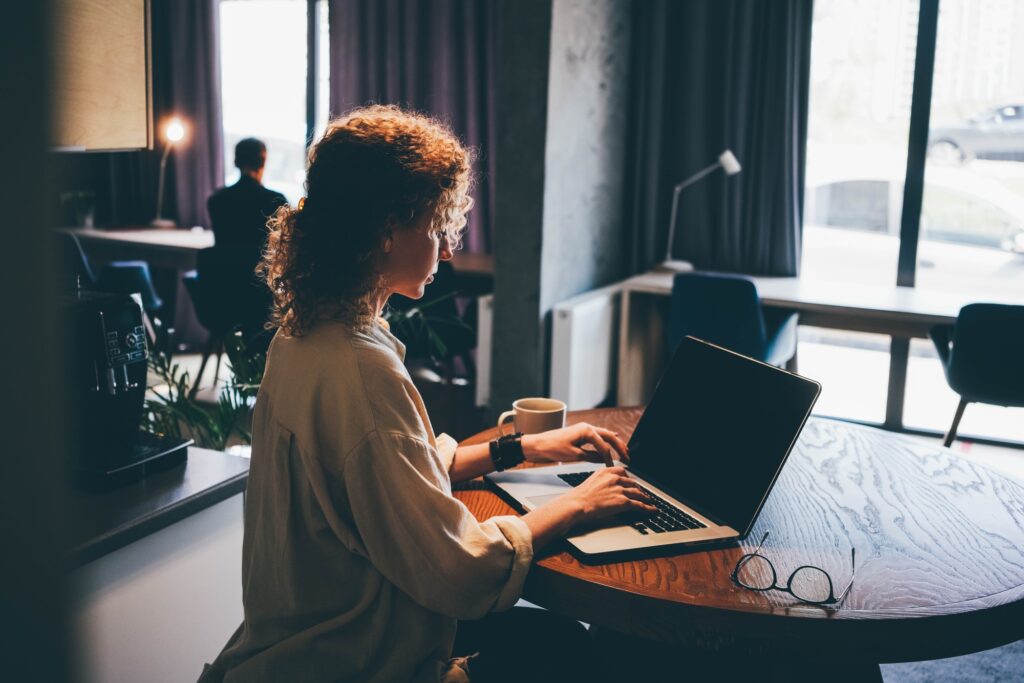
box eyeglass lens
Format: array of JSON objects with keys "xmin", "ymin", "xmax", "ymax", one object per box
[{"xmin": 735, "ymin": 555, "xmax": 836, "ymax": 603}]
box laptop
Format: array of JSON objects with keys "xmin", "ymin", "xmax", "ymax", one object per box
[{"xmin": 486, "ymin": 336, "xmax": 821, "ymax": 561}]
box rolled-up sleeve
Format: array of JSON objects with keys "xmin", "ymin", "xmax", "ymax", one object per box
[
  {"xmin": 343, "ymin": 430, "xmax": 534, "ymax": 619},
  {"xmin": 435, "ymin": 433, "xmax": 458, "ymax": 472}
]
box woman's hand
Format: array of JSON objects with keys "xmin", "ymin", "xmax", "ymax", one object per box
[
  {"xmin": 520, "ymin": 423, "xmax": 630, "ymax": 467},
  {"xmin": 521, "ymin": 467, "xmax": 657, "ymax": 549},
  {"xmin": 562, "ymin": 467, "xmax": 656, "ymax": 521}
]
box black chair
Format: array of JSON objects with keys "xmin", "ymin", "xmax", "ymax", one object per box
[
  {"xmin": 183, "ymin": 246, "xmax": 272, "ymax": 395},
  {"xmin": 96, "ymin": 260, "xmax": 164, "ymax": 315},
  {"xmin": 54, "ymin": 231, "xmax": 96, "ymax": 291},
  {"xmin": 55, "ymin": 233, "xmax": 167, "ymax": 349},
  {"xmin": 929, "ymin": 303, "xmax": 1024, "ymax": 447},
  {"xmin": 666, "ymin": 272, "xmax": 798, "ymax": 368}
]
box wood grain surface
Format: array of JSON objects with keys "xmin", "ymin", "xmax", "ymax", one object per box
[{"xmin": 455, "ymin": 408, "xmax": 1024, "ymax": 662}]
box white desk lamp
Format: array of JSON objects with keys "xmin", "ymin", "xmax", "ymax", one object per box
[
  {"xmin": 658, "ymin": 149, "xmax": 742, "ymax": 272},
  {"xmin": 152, "ymin": 117, "xmax": 187, "ymax": 228}
]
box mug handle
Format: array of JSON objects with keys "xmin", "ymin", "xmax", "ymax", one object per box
[{"xmin": 496, "ymin": 410, "xmax": 516, "ymax": 437}]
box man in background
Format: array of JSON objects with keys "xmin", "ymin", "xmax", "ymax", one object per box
[{"xmin": 207, "ymin": 137, "xmax": 288, "ymax": 253}]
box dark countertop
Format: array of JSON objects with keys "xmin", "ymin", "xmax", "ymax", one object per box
[{"xmin": 68, "ymin": 447, "xmax": 249, "ymax": 568}]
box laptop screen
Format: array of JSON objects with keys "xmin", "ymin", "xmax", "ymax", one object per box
[{"xmin": 627, "ymin": 336, "xmax": 820, "ymax": 534}]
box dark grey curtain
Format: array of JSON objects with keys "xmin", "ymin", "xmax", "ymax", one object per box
[
  {"xmin": 328, "ymin": 0, "xmax": 497, "ymax": 254},
  {"xmin": 624, "ymin": 0, "xmax": 813, "ymax": 276},
  {"xmin": 104, "ymin": 0, "xmax": 223, "ymax": 228}
]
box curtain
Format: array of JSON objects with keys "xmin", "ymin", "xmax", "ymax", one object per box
[
  {"xmin": 106, "ymin": 0, "xmax": 223, "ymax": 228},
  {"xmin": 623, "ymin": 0, "xmax": 813, "ymax": 276},
  {"xmin": 328, "ymin": 0, "xmax": 497, "ymax": 254}
]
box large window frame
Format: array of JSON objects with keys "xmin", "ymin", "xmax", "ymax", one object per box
[{"xmin": 823, "ymin": 0, "xmax": 1023, "ymax": 449}]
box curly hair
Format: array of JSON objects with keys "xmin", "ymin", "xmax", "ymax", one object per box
[{"xmin": 258, "ymin": 105, "xmax": 474, "ymax": 336}]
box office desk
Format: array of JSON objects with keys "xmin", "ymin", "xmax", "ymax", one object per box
[
  {"xmin": 455, "ymin": 408, "xmax": 1024, "ymax": 677},
  {"xmin": 68, "ymin": 226, "xmax": 215, "ymax": 271},
  {"xmin": 68, "ymin": 227, "xmax": 494, "ymax": 279},
  {"xmin": 617, "ymin": 270, "xmax": 1023, "ymax": 427}
]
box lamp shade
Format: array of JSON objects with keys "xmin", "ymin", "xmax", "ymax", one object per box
[{"xmin": 719, "ymin": 149, "xmax": 742, "ymax": 175}]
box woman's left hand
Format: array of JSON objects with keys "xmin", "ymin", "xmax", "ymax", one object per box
[{"xmin": 520, "ymin": 423, "xmax": 629, "ymax": 467}]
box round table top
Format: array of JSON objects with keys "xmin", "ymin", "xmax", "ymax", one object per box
[{"xmin": 454, "ymin": 408, "xmax": 1024, "ymax": 662}]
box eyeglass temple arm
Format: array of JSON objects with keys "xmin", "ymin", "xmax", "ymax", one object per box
[{"xmin": 836, "ymin": 547, "xmax": 856, "ymax": 603}]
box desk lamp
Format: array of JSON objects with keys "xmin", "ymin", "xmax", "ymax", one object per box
[
  {"xmin": 658, "ymin": 149, "xmax": 742, "ymax": 272},
  {"xmin": 152, "ymin": 117, "xmax": 187, "ymax": 228}
]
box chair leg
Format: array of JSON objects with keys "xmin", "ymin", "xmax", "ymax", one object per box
[
  {"xmin": 944, "ymin": 398, "xmax": 969, "ymax": 448},
  {"xmin": 213, "ymin": 343, "xmax": 224, "ymax": 387},
  {"xmin": 190, "ymin": 334, "xmax": 218, "ymax": 398}
]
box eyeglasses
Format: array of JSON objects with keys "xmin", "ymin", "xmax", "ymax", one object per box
[{"xmin": 730, "ymin": 531, "xmax": 855, "ymax": 607}]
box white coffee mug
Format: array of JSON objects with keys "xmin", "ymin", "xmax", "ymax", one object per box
[{"xmin": 497, "ymin": 397, "xmax": 567, "ymax": 436}]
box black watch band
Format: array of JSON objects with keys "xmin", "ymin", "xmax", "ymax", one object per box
[{"xmin": 489, "ymin": 432, "xmax": 525, "ymax": 471}]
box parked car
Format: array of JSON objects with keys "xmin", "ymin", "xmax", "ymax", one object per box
[
  {"xmin": 806, "ymin": 174, "xmax": 1024, "ymax": 253},
  {"xmin": 928, "ymin": 104, "xmax": 1024, "ymax": 164}
]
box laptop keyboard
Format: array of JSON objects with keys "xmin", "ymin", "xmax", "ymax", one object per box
[{"xmin": 557, "ymin": 472, "xmax": 708, "ymax": 535}]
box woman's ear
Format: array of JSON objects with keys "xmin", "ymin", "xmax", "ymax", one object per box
[{"xmin": 383, "ymin": 236, "xmax": 393, "ymax": 253}]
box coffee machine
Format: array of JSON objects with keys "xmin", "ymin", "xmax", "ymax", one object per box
[{"xmin": 61, "ymin": 290, "xmax": 188, "ymax": 478}]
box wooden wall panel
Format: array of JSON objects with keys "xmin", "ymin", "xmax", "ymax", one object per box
[{"xmin": 53, "ymin": 0, "xmax": 151, "ymax": 151}]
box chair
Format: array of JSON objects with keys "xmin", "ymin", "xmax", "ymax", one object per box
[
  {"xmin": 666, "ymin": 272, "xmax": 798, "ymax": 368},
  {"xmin": 929, "ymin": 303, "xmax": 1024, "ymax": 447},
  {"xmin": 184, "ymin": 246, "xmax": 272, "ymax": 394},
  {"xmin": 54, "ymin": 231, "xmax": 96, "ymax": 291},
  {"xmin": 96, "ymin": 260, "xmax": 164, "ymax": 314}
]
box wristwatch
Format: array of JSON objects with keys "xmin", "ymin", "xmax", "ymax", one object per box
[{"xmin": 489, "ymin": 432, "xmax": 525, "ymax": 471}]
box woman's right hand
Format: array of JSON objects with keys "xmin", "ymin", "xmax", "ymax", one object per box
[
  {"xmin": 521, "ymin": 467, "xmax": 658, "ymax": 551},
  {"xmin": 561, "ymin": 467, "xmax": 657, "ymax": 522}
]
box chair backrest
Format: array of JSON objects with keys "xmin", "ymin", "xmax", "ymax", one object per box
[
  {"xmin": 666, "ymin": 272, "xmax": 768, "ymax": 360},
  {"xmin": 192, "ymin": 246, "xmax": 271, "ymax": 337},
  {"xmin": 54, "ymin": 231, "xmax": 96, "ymax": 290},
  {"xmin": 947, "ymin": 303, "xmax": 1024, "ymax": 407}
]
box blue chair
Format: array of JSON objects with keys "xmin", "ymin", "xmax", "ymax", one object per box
[
  {"xmin": 929, "ymin": 303, "xmax": 1024, "ymax": 447},
  {"xmin": 666, "ymin": 272, "xmax": 798, "ymax": 368},
  {"xmin": 96, "ymin": 260, "xmax": 164, "ymax": 315}
]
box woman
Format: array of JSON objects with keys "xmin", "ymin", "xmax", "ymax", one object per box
[{"xmin": 201, "ymin": 105, "xmax": 656, "ymax": 682}]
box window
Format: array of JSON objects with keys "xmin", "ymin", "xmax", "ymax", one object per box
[
  {"xmin": 801, "ymin": 0, "xmax": 1023, "ymax": 444},
  {"xmin": 802, "ymin": 0, "xmax": 919, "ymax": 287},
  {"xmin": 905, "ymin": 0, "xmax": 1024, "ymax": 442},
  {"xmin": 799, "ymin": 0, "xmax": 919, "ymax": 424},
  {"xmin": 219, "ymin": 0, "xmax": 310, "ymax": 205}
]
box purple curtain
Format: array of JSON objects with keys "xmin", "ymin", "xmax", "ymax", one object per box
[
  {"xmin": 328, "ymin": 0, "xmax": 497, "ymax": 254},
  {"xmin": 104, "ymin": 0, "xmax": 223, "ymax": 228},
  {"xmin": 163, "ymin": 0, "xmax": 224, "ymax": 229}
]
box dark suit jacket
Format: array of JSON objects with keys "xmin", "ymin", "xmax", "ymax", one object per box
[{"xmin": 207, "ymin": 175, "xmax": 288, "ymax": 253}]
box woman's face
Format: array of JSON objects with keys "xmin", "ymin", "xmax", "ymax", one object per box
[{"xmin": 380, "ymin": 211, "xmax": 454, "ymax": 300}]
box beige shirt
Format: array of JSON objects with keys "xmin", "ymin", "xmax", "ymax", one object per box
[{"xmin": 203, "ymin": 320, "xmax": 533, "ymax": 682}]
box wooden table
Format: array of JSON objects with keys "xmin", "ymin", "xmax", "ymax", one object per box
[{"xmin": 455, "ymin": 408, "xmax": 1024, "ymax": 674}]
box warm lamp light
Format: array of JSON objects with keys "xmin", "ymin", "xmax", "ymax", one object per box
[
  {"xmin": 658, "ymin": 149, "xmax": 743, "ymax": 272},
  {"xmin": 165, "ymin": 119, "xmax": 185, "ymax": 143},
  {"xmin": 152, "ymin": 117, "xmax": 189, "ymax": 228}
]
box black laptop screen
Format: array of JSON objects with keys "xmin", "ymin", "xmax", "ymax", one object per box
[{"xmin": 627, "ymin": 337, "xmax": 820, "ymax": 534}]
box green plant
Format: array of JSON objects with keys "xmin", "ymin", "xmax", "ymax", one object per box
[
  {"xmin": 386, "ymin": 291, "xmax": 473, "ymax": 364},
  {"xmin": 143, "ymin": 329, "xmax": 265, "ymax": 450}
]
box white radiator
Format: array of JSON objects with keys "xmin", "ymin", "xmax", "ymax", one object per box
[{"xmin": 549, "ymin": 283, "xmax": 622, "ymax": 410}]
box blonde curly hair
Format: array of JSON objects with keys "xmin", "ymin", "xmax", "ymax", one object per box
[{"xmin": 258, "ymin": 105, "xmax": 474, "ymax": 336}]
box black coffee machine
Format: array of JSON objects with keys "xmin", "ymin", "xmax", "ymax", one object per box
[{"xmin": 61, "ymin": 290, "xmax": 188, "ymax": 478}]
